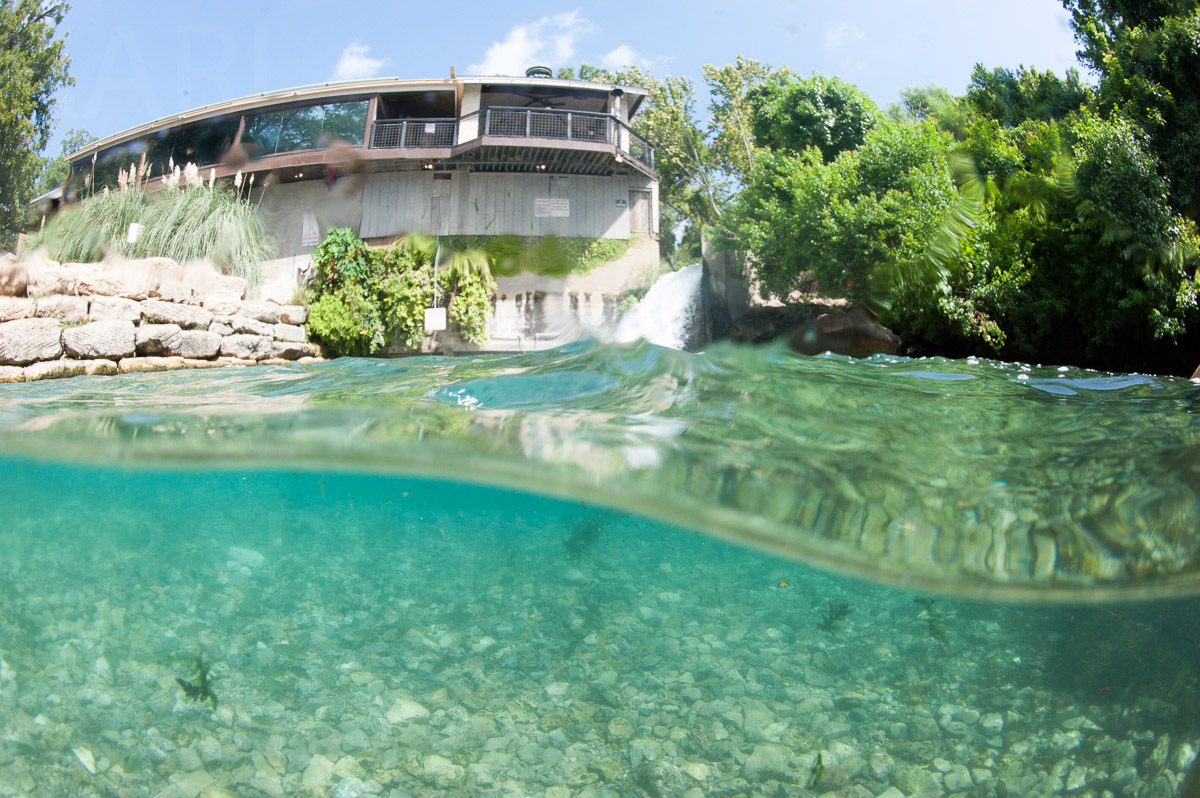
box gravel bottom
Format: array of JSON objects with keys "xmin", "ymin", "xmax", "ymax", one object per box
[{"xmin": 0, "ymin": 474, "xmax": 1197, "ymax": 798}]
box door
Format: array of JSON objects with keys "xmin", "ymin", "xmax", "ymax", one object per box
[{"xmin": 628, "ymin": 189, "xmax": 651, "ymax": 234}]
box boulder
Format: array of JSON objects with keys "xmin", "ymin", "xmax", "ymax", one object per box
[
  {"xmin": 0, "ymin": 258, "xmax": 29, "ymax": 296},
  {"xmin": 84, "ymin": 359, "xmax": 119, "ymax": 376},
  {"xmin": 140, "ymin": 299, "xmax": 212, "ymax": 330},
  {"xmin": 89, "ymin": 295, "xmax": 143, "ymax": 323},
  {"xmin": 0, "ymin": 365, "xmax": 25, "ymax": 383},
  {"xmin": 35, "ymin": 295, "xmax": 89, "ymax": 323},
  {"xmin": 0, "ymin": 318, "xmax": 62, "ymax": 365},
  {"xmin": 118, "ymin": 356, "xmax": 188, "ymax": 373},
  {"xmin": 68, "ymin": 263, "xmax": 140, "ymax": 298},
  {"xmin": 279, "ymin": 305, "xmax": 307, "ymax": 325},
  {"xmin": 211, "ymin": 274, "xmax": 247, "ymax": 299},
  {"xmin": 238, "ymin": 300, "xmax": 282, "ymax": 324},
  {"xmin": 0, "ymin": 297, "xmax": 35, "ymax": 322},
  {"xmin": 24, "ymin": 359, "xmax": 88, "ymax": 382},
  {"xmin": 202, "ymin": 296, "xmax": 241, "ymax": 316},
  {"xmin": 136, "ymin": 324, "xmax": 184, "ymax": 355},
  {"xmin": 228, "ymin": 315, "xmax": 273, "ymax": 336},
  {"xmin": 63, "ymin": 320, "xmax": 136, "ymax": 359},
  {"xmin": 220, "ymin": 334, "xmax": 271, "ymax": 360},
  {"xmin": 163, "ymin": 330, "xmax": 221, "ymax": 359},
  {"xmin": 26, "ymin": 262, "xmax": 80, "ymax": 297},
  {"xmin": 208, "ymin": 321, "xmax": 234, "ymax": 337},
  {"xmin": 788, "ymin": 309, "xmax": 901, "ymax": 358},
  {"xmin": 273, "ymin": 323, "xmax": 306, "ymax": 342},
  {"xmin": 270, "ymin": 340, "xmax": 318, "ymax": 360}
]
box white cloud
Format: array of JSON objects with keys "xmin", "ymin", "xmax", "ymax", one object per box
[
  {"xmin": 600, "ymin": 44, "xmax": 647, "ymax": 71},
  {"xmin": 332, "ymin": 42, "xmax": 389, "ymax": 81},
  {"xmin": 469, "ymin": 11, "xmax": 592, "ymax": 75},
  {"xmin": 824, "ymin": 22, "xmax": 866, "ymax": 50}
]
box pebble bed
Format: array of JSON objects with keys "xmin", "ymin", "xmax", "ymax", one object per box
[{"xmin": 0, "ymin": 470, "xmax": 1196, "ymax": 798}]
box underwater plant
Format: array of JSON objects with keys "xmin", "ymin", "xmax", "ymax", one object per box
[
  {"xmin": 175, "ymin": 653, "xmax": 218, "ymax": 711},
  {"xmin": 817, "ymin": 601, "xmax": 852, "ymax": 632},
  {"xmin": 914, "ymin": 597, "xmax": 948, "ymax": 641},
  {"xmin": 564, "ymin": 514, "xmax": 605, "ymax": 560}
]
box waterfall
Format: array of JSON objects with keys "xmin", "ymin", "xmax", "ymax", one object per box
[{"xmin": 615, "ymin": 263, "xmax": 703, "ymax": 350}]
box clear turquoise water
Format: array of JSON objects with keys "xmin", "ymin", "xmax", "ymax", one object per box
[{"xmin": 1, "ymin": 341, "xmax": 1198, "ymax": 796}]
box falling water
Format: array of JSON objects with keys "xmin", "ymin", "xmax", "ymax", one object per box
[{"xmin": 614, "ymin": 262, "xmax": 703, "ymax": 350}]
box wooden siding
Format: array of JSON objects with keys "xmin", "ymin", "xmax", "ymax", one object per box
[{"xmin": 361, "ymin": 171, "xmax": 653, "ymax": 240}]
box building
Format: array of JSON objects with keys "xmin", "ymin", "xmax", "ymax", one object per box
[{"xmin": 59, "ymin": 69, "xmax": 661, "ymax": 351}]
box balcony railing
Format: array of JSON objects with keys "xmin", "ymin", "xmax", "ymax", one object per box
[
  {"xmin": 370, "ymin": 118, "xmax": 457, "ymax": 149},
  {"xmin": 482, "ymin": 107, "xmax": 654, "ymax": 170}
]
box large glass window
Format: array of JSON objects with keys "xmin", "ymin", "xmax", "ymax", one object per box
[{"xmin": 243, "ymin": 100, "xmax": 368, "ymax": 155}]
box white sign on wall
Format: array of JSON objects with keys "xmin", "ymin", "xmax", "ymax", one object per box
[
  {"xmin": 424, "ymin": 307, "xmax": 447, "ymax": 332},
  {"xmin": 534, "ymin": 198, "xmax": 570, "ymax": 218}
]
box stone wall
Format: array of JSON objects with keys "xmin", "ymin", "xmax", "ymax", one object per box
[{"xmin": 0, "ymin": 258, "xmax": 322, "ymax": 384}]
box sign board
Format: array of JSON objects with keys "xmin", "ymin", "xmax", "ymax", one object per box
[
  {"xmin": 615, "ymin": 199, "xmax": 627, "ymax": 208},
  {"xmin": 534, "ymin": 198, "xmax": 571, "ymax": 218},
  {"xmin": 126, "ymin": 223, "xmax": 144, "ymax": 243},
  {"xmin": 424, "ymin": 307, "xmax": 447, "ymax": 332},
  {"xmin": 300, "ymin": 212, "xmax": 320, "ymax": 247},
  {"xmin": 424, "ymin": 123, "xmax": 437, "ymax": 134}
]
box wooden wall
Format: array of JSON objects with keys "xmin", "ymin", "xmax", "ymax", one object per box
[{"xmin": 359, "ymin": 171, "xmax": 656, "ymax": 240}]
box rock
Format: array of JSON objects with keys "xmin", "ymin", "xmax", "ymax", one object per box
[
  {"xmin": 684, "ymin": 762, "xmax": 709, "ymax": 781},
  {"xmin": 169, "ymin": 769, "xmax": 215, "ymax": 798},
  {"xmin": 875, "ymin": 788, "xmax": 905, "ymax": 798},
  {"xmin": 1110, "ymin": 767, "xmax": 1138, "ymax": 789},
  {"xmin": 301, "ymin": 753, "xmax": 334, "ymax": 792},
  {"xmin": 789, "ymin": 309, "xmax": 901, "ymax": 358},
  {"xmin": 239, "ymin": 300, "xmax": 282, "ymax": 324},
  {"xmin": 0, "ymin": 318, "xmax": 62, "ymax": 365},
  {"xmin": 273, "ymin": 323, "xmax": 306, "ymax": 342},
  {"xmin": 227, "ymin": 546, "xmax": 265, "ymax": 568},
  {"xmin": 118, "ymin": 356, "xmax": 188, "ymax": 373},
  {"xmin": 607, "ymin": 717, "xmax": 635, "ymax": 741},
  {"xmin": 73, "ymin": 746, "xmax": 97, "ymax": 774},
  {"xmin": 0, "ymin": 365, "xmax": 23, "ymax": 383},
  {"xmin": 229, "ymin": 315, "xmax": 274, "ymax": 336},
  {"xmin": 387, "ymin": 698, "xmax": 430, "ymax": 723},
  {"xmin": 269, "ymin": 340, "xmax": 318, "ymax": 360},
  {"xmin": 22, "ymin": 357, "xmax": 88, "ymax": 382},
  {"xmin": 212, "ymin": 274, "xmax": 247, "ymax": 299},
  {"xmin": 0, "ymin": 258, "xmax": 29, "ymax": 296},
  {"xmin": 163, "ymin": 330, "xmax": 221, "ymax": 359},
  {"xmin": 742, "ymin": 744, "xmax": 790, "ymax": 781},
  {"xmin": 629, "ymin": 738, "xmax": 662, "ymax": 768},
  {"xmin": 203, "ymin": 296, "xmax": 241, "ymax": 316},
  {"xmin": 420, "ymin": 754, "xmax": 464, "ymax": 788},
  {"xmin": 88, "ymin": 295, "xmax": 142, "ymax": 323},
  {"xmin": 280, "ymin": 305, "xmax": 307, "ymax": 325},
  {"xmin": 980, "ymin": 713, "xmax": 1004, "ymax": 735},
  {"xmin": 35, "ymin": 295, "xmax": 89, "ymax": 323},
  {"xmin": 140, "ymin": 299, "xmax": 213, "ymax": 330},
  {"xmin": 63, "ymin": 320, "xmax": 136, "ymax": 359},
  {"xmin": 944, "ymin": 763, "xmax": 974, "ymax": 792},
  {"xmin": 135, "ymin": 323, "xmax": 183, "ymax": 355},
  {"xmin": 220, "ymin": 334, "xmax": 271, "ymax": 360},
  {"xmin": 198, "ymin": 787, "xmax": 238, "ymax": 798},
  {"xmin": 209, "ymin": 321, "xmax": 234, "ymax": 337},
  {"xmin": 0, "ymin": 297, "xmax": 35, "ymax": 321}
]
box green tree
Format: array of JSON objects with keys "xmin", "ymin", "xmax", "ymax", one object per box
[
  {"xmin": 1061, "ymin": 0, "xmax": 1200, "ymax": 219},
  {"xmin": 0, "ymin": 0, "xmax": 73, "ymax": 249},
  {"xmin": 702, "ymin": 56, "xmax": 779, "ymax": 183},
  {"xmin": 965, "ymin": 64, "xmax": 1092, "ymax": 127},
  {"xmin": 749, "ymin": 73, "xmax": 879, "ymax": 162},
  {"xmin": 35, "ymin": 127, "xmax": 93, "ymax": 194},
  {"xmin": 889, "ymin": 84, "xmax": 972, "ymax": 139}
]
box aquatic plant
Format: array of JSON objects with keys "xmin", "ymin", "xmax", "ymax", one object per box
[
  {"xmin": 817, "ymin": 601, "xmax": 852, "ymax": 632},
  {"xmin": 564, "ymin": 514, "xmax": 604, "ymax": 559},
  {"xmin": 175, "ymin": 653, "xmax": 218, "ymax": 711},
  {"xmin": 914, "ymin": 597, "xmax": 948, "ymax": 641}
]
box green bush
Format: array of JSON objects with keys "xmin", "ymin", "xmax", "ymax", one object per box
[{"xmin": 305, "ymin": 228, "xmax": 496, "ymax": 356}]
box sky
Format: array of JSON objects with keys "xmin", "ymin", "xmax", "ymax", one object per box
[{"xmin": 46, "ymin": 0, "xmax": 1084, "ymax": 155}]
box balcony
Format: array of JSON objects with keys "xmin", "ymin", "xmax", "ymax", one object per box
[
  {"xmin": 481, "ymin": 107, "xmax": 654, "ymax": 170},
  {"xmin": 369, "ymin": 118, "xmax": 457, "ymax": 149}
]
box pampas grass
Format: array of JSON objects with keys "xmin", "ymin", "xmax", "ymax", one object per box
[{"xmin": 26, "ymin": 165, "xmax": 271, "ymax": 286}]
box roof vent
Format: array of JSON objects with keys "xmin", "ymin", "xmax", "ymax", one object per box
[{"xmin": 525, "ymin": 66, "xmax": 553, "ymax": 78}]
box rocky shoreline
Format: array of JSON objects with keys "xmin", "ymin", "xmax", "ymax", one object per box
[{"xmin": 0, "ymin": 257, "xmax": 324, "ymax": 383}]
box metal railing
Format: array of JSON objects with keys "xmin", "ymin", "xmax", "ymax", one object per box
[
  {"xmin": 482, "ymin": 107, "xmax": 654, "ymax": 169},
  {"xmin": 370, "ymin": 118, "xmax": 457, "ymax": 149}
]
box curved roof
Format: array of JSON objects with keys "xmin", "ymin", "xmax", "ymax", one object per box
[{"xmin": 68, "ymin": 75, "xmax": 651, "ymax": 161}]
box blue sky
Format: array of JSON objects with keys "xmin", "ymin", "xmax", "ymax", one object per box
[{"xmin": 48, "ymin": 0, "xmax": 1083, "ymax": 154}]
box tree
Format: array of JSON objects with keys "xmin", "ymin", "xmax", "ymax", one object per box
[
  {"xmin": 36, "ymin": 127, "xmax": 93, "ymax": 194},
  {"xmin": 702, "ymin": 56, "xmax": 779, "ymax": 184},
  {"xmin": 749, "ymin": 73, "xmax": 879, "ymax": 162},
  {"xmin": 1061, "ymin": 0, "xmax": 1200, "ymax": 219},
  {"xmin": 0, "ymin": 0, "xmax": 73, "ymax": 249},
  {"xmin": 890, "ymin": 84, "xmax": 972, "ymax": 139},
  {"xmin": 965, "ymin": 65, "xmax": 1091, "ymax": 127}
]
